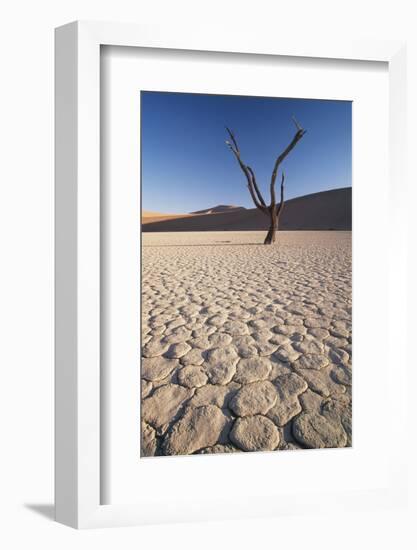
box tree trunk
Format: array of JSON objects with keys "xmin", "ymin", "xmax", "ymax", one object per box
[{"xmin": 264, "ymin": 210, "xmax": 277, "ymax": 244}]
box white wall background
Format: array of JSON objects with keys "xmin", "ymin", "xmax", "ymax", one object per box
[{"xmin": 0, "ymin": 0, "xmax": 416, "ymax": 547}]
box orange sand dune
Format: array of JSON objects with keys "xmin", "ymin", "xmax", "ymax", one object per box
[{"xmin": 142, "ymin": 210, "xmax": 194, "ymax": 224}]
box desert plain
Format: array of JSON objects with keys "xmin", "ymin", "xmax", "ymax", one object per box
[{"xmin": 141, "ymin": 230, "xmax": 352, "ymax": 456}]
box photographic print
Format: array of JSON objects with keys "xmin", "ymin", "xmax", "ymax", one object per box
[{"xmin": 141, "ymin": 91, "xmax": 352, "ymax": 457}]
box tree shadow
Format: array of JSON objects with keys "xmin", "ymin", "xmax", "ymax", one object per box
[{"xmin": 24, "ymin": 503, "xmax": 55, "ymax": 521}]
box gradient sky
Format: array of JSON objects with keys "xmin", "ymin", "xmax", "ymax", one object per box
[{"xmin": 141, "ymin": 91, "xmax": 351, "ymax": 214}]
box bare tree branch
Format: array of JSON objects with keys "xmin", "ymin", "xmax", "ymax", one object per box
[
  {"xmin": 226, "ymin": 141, "xmax": 250, "ymax": 180},
  {"xmin": 292, "ymin": 115, "xmax": 303, "ymax": 132},
  {"xmin": 225, "ymin": 127, "xmax": 239, "ymax": 154},
  {"xmin": 225, "ymin": 120, "xmax": 306, "ymax": 244},
  {"xmin": 276, "ymin": 172, "xmax": 285, "ymax": 217},
  {"xmin": 225, "ymin": 128, "xmax": 267, "ymax": 212},
  {"xmin": 246, "ymin": 181, "xmax": 265, "ymax": 211},
  {"xmin": 247, "ymin": 166, "xmax": 267, "ymax": 208},
  {"xmin": 270, "ymin": 124, "xmax": 306, "ymax": 208}
]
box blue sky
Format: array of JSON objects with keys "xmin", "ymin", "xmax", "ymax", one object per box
[{"xmin": 141, "ymin": 92, "xmax": 351, "ymax": 214}]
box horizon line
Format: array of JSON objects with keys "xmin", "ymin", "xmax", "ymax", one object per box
[{"xmin": 142, "ymin": 185, "xmax": 352, "ymax": 215}]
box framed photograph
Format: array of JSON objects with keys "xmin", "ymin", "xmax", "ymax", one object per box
[{"xmin": 55, "ymin": 21, "xmax": 407, "ymax": 528}]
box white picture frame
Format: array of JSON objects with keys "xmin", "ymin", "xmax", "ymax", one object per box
[{"xmin": 55, "ymin": 21, "xmax": 407, "ymax": 529}]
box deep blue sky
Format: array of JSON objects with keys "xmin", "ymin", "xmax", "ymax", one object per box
[{"xmin": 141, "ymin": 92, "xmax": 351, "ymax": 214}]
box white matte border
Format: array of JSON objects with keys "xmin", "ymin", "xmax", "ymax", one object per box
[{"xmin": 101, "ymin": 46, "xmax": 390, "ymax": 505}]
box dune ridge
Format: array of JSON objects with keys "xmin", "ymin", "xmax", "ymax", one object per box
[
  {"xmin": 190, "ymin": 205, "xmax": 246, "ymax": 215},
  {"xmin": 142, "ymin": 187, "xmax": 351, "ymax": 232}
]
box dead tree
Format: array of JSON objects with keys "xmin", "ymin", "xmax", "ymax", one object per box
[{"xmin": 225, "ymin": 118, "xmax": 306, "ymax": 244}]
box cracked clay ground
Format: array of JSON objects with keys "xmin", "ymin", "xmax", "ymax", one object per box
[{"xmin": 141, "ymin": 231, "xmax": 352, "ymax": 456}]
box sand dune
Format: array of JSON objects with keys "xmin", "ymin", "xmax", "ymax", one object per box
[
  {"xmin": 190, "ymin": 205, "xmax": 246, "ymax": 215},
  {"xmin": 142, "ymin": 210, "xmax": 193, "ymax": 224},
  {"xmin": 142, "ymin": 187, "xmax": 351, "ymax": 232}
]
